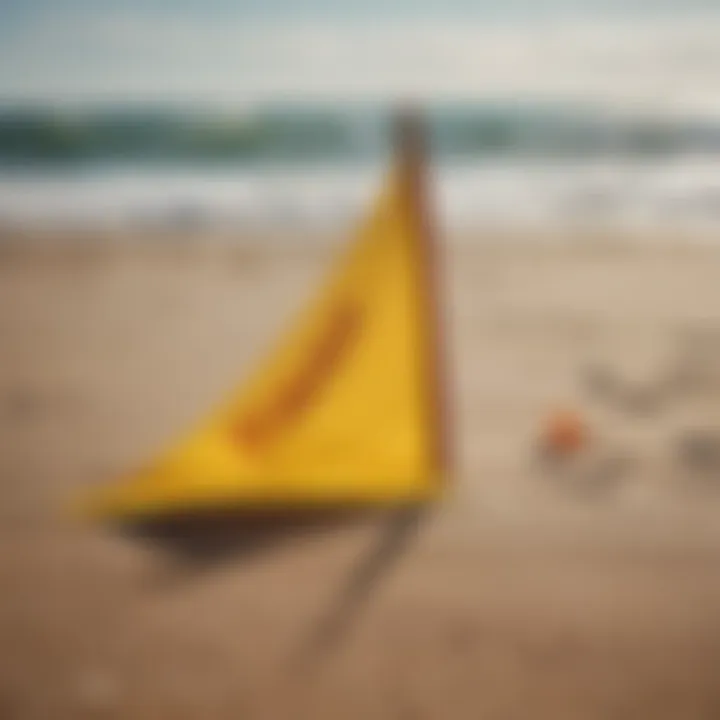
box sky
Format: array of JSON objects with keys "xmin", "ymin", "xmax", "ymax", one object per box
[{"xmin": 2, "ymin": 1, "xmax": 720, "ymax": 110}]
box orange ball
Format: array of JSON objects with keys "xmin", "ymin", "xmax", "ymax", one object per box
[{"xmin": 542, "ymin": 409, "xmax": 588, "ymax": 456}]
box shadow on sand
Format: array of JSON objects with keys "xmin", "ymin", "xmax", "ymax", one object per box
[
  {"xmin": 119, "ymin": 505, "xmax": 372, "ymax": 569},
  {"xmin": 115, "ymin": 503, "xmax": 430, "ymax": 662},
  {"xmin": 295, "ymin": 504, "xmax": 429, "ymax": 667}
]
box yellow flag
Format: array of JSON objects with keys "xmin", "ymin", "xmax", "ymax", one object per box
[{"xmin": 81, "ymin": 158, "xmax": 450, "ymax": 521}]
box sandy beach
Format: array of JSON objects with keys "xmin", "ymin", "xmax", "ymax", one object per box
[{"xmin": 3, "ymin": 233, "xmax": 720, "ymax": 718}]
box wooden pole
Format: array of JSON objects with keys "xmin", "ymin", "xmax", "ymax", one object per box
[{"xmin": 393, "ymin": 108, "xmax": 454, "ymax": 485}]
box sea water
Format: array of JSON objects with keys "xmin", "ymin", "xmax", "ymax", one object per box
[{"xmin": 2, "ymin": 104, "xmax": 720, "ymax": 238}]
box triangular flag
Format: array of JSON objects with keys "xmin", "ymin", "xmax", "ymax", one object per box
[{"xmin": 81, "ymin": 118, "xmax": 451, "ymax": 521}]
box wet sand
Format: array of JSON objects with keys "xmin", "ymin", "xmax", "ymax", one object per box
[{"xmin": 3, "ymin": 234, "xmax": 720, "ymax": 718}]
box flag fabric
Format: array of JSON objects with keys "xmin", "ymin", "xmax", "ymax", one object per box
[{"xmin": 81, "ymin": 161, "xmax": 449, "ymax": 521}]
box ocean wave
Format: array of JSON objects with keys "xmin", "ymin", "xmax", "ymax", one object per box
[{"xmin": 2, "ymin": 103, "xmax": 720, "ymax": 165}]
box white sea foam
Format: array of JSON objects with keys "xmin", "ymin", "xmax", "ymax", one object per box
[{"xmin": 3, "ymin": 159, "xmax": 720, "ymax": 239}]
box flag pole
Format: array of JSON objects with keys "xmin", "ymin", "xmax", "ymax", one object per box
[{"xmin": 393, "ymin": 108, "xmax": 453, "ymax": 486}]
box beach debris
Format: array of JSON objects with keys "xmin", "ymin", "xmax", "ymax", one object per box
[
  {"xmin": 535, "ymin": 404, "xmax": 636, "ymax": 498},
  {"xmin": 582, "ymin": 361, "xmax": 678, "ymax": 417},
  {"xmin": 537, "ymin": 432, "xmax": 635, "ymax": 498},
  {"xmin": 675, "ymin": 429, "xmax": 720, "ymax": 479},
  {"xmin": 538, "ymin": 408, "xmax": 589, "ymax": 460}
]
